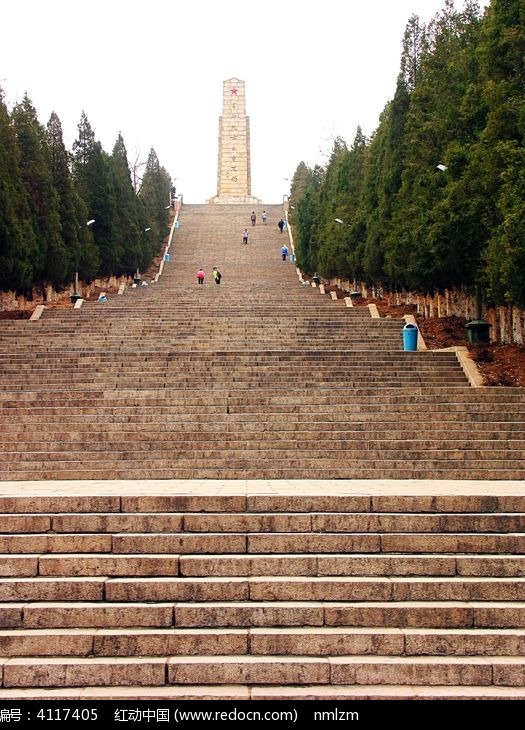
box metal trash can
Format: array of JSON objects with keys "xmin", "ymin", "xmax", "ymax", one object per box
[
  {"xmin": 403, "ymin": 323, "xmax": 418, "ymax": 351},
  {"xmin": 466, "ymin": 320, "xmax": 491, "ymax": 345}
]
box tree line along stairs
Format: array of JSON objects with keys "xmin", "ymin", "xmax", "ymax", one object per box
[{"xmin": 0, "ymin": 203, "xmax": 524, "ymax": 698}]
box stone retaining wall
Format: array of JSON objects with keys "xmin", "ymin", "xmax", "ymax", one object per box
[{"xmin": 0, "ymin": 274, "xmax": 134, "ymax": 314}]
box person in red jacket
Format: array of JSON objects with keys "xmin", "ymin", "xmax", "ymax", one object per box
[{"xmin": 196, "ymin": 268, "xmax": 205, "ymax": 286}]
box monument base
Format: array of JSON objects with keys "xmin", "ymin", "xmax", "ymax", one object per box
[{"xmin": 207, "ymin": 195, "xmax": 262, "ymax": 205}]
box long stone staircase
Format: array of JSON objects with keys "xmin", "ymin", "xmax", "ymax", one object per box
[
  {"xmin": 0, "ymin": 204, "xmax": 524, "ymax": 480},
  {"xmin": 1, "ymin": 203, "xmax": 525, "ymax": 698}
]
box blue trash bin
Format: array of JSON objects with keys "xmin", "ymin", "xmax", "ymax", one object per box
[
  {"xmin": 403, "ymin": 323, "xmax": 418, "ymax": 351},
  {"xmin": 164, "ymin": 253, "xmax": 170, "ymax": 262}
]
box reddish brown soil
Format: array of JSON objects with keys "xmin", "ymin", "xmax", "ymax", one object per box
[
  {"xmin": 353, "ymin": 297, "xmax": 418, "ymax": 317},
  {"xmin": 417, "ymin": 315, "xmax": 468, "ymax": 349},
  {"xmin": 470, "ymin": 345, "xmax": 525, "ymax": 387},
  {"xmin": 0, "ymin": 311, "xmax": 31, "ymax": 320}
]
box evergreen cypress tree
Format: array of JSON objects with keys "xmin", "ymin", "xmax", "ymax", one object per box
[
  {"xmin": 72, "ymin": 112, "xmax": 118, "ymax": 276},
  {"xmin": 359, "ymin": 79, "xmax": 410, "ymax": 283},
  {"xmin": 139, "ymin": 147, "xmax": 171, "ymax": 258},
  {"xmin": 0, "ymin": 88, "xmax": 36, "ymax": 291},
  {"xmin": 385, "ymin": 3, "xmax": 483, "ymax": 291},
  {"xmin": 290, "ymin": 163, "xmax": 323, "ymax": 274},
  {"xmin": 289, "ymin": 162, "xmax": 312, "ymax": 215},
  {"xmin": 110, "ymin": 133, "xmax": 145, "ymax": 273},
  {"xmin": 46, "ymin": 111, "xmax": 83, "ymax": 284},
  {"xmin": 12, "ymin": 94, "xmax": 66, "ymax": 286},
  {"xmin": 481, "ymin": 0, "xmax": 525, "ymax": 305}
]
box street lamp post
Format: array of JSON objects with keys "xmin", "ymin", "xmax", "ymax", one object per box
[
  {"xmin": 335, "ymin": 218, "xmax": 360, "ymax": 297},
  {"xmin": 134, "ymin": 228, "xmax": 151, "ymax": 284},
  {"xmin": 170, "ymin": 179, "xmax": 178, "ymax": 207},
  {"xmin": 71, "ymin": 219, "xmax": 95, "ymax": 302}
]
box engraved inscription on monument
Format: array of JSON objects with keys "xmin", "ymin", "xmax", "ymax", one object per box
[{"xmin": 207, "ymin": 78, "xmax": 261, "ymax": 204}]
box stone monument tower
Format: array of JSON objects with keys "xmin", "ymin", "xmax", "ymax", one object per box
[{"xmin": 208, "ymin": 78, "xmax": 261, "ymax": 204}]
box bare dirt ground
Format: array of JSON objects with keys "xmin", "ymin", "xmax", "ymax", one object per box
[{"xmin": 0, "ymin": 311, "xmax": 31, "ymax": 320}]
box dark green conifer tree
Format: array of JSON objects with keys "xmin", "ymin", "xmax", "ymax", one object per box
[
  {"xmin": 481, "ymin": 0, "xmax": 525, "ymax": 305},
  {"xmin": 0, "ymin": 88, "xmax": 36, "ymax": 290},
  {"xmin": 139, "ymin": 147, "xmax": 171, "ymax": 256},
  {"xmin": 110, "ymin": 133, "xmax": 146, "ymax": 273},
  {"xmin": 72, "ymin": 112, "xmax": 118, "ymax": 276},
  {"xmin": 12, "ymin": 94, "xmax": 66, "ymax": 286},
  {"xmin": 46, "ymin": 111, "xmax": 86, "ymax": 284}
]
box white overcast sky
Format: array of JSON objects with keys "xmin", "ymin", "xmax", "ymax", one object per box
[{"xmin": 2, "ymin": 0, "xmax": 489, "ymax": 203}]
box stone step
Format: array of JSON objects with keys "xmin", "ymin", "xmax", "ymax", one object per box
[
  {"xmin": 11, "ymin": 550, "xmax": 525, "ymax": 579},
  {"xmin": 2, "ymin": 464, "xmax": 523, "ymax": 482},
  {"xmin": 0, "ymin": 534, "xmax": 112, "ymax": 554},
  {"xmin": 4, "ymin": 424, "xmax": 523, "ymax": 439},
  {"xmin": 251, "ymin": 684, "xmax": 525, "ymax": 699},
  {"xmin": 113, "ymin": 532, "xmax": 525, "ymax": 555},
  {"xmin": 18, "ymin": 510, "xmax": 522, "ymax": 534},
  {"xmin": 11, "ymin": 398, "xmax": 516, "ymax": 415},
  {"xmin": 0, "ymin": 352, "xmax": 459, "ymax": 364},
  {"xmin": 36, "ymin": 554, "xmax": 181, "ymax": 577},
  {"xmin": 0, "ymin": 578, "xmax": 107, "ymax": 602},
  {"xmin": 167, "ymin": 654, "xmax": 524, "ymax": 686},
  {"xmin": 2, "ymin": 684, "xmax": 525, "ymax": 700},
  {"xmin": 4, "ymin": 410, "xmax": 522, "ymax": 424},
  {"xmin": 1, "ymin": 654, "xmax": 524, "ymax": 688},
  {"xmin": 178, "ymin": 553, "xmax": 525, "ymax": 577},
  {"xmin": 0, "ymin": 378, "xmax": 472, "ymax": 394},
  {"xmin": 248, "ymin": 626, "xmax": 525, "ymax": 657},
  {"xmin": 5, "ymin": 431, "xmax": 521, "ymax": 451},
  {"xmin": 2, "ymin": 657, "xmax": 166, "ymax": 688},
  {"xmin": 2, "ymin": 517, "xmax": 525, "ymax": 550},
  {"xmin": 2, "ymin": 448, "xmax": 523, "ymax": 465},
  {"xmin": 0, "ymin": 371, "xmax": 483, "ymax": 381},
  {"xmin": 0, "ymin": 533, "xmax": 245, "ymax": 554},
  {"xmin": 81, "ymin": 576, "xmax": 525, "ymax": 603},
  {"xmin": 4, "ymin": 450, "xmax": 522, "ymax": 468},
  {"xmin": 166, "ymin": 600, "xmax": 525, "ymax": 629},
  {"xmin": 2, "ymin": 602, "xmax": 175, "ymax": 628},
  {"xmin": 3, "ymin": 492, "xmax": 525, "ymax": 514},
  {"xmin": 3, "ymin": 469, "xmax": 525, "ymax": 482},
  {"xmin": 3, "ymin": 626, "xmax": 525, "ymax": 658}
]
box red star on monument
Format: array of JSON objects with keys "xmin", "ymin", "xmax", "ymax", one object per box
[{"xmin": 231, "ymin": 88, "xmax": 238, "ymax": 95}]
